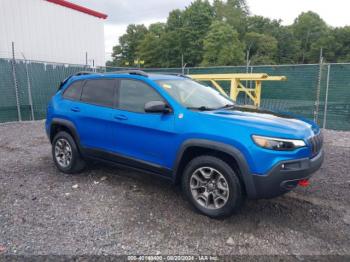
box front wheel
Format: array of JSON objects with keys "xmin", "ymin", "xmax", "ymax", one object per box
[{"xmin": 182, "ymin": 155, "xmax": 244, "ymax": 218}]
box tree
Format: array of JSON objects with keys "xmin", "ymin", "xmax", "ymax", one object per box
[
  {"xmin": 159, "ymin": 31, "xmax": 184, "ymax": 67},
  {"xmin": 181, "ymin": 0, "xmax": 215, "ymax": 66},
  {"xmin": 135, "ymin": 23, "xmax": 167, "ymax": 68},
  {"xmin": 275, "ymin": 26, "xmax": 301, "ymax": 64},
  {"xmin": 137, "ymin": 33, "xmax": 163, "ymax": 68},
  {"xmin": 246, "ymin": 15, "xmax": 281, "ymax": 36},
  {"xmin": 332, "ymin": 26, "xmax": 350, "ymax": 62},
  {"xmin": 110, "ymin": 24, "xmax": 148, "ymax": 66},
  {"xmin": 167, "ymin": 9, "xmax": 184, "ymax": 31},
  {"xmin": 213, "ymin": 0, "xmax": 249, "ymax": 36},
  {"xmin": 245, "ymin": 32, "xmax": 278, "ymax": 65},
  {"xmin": 106, "ymin": 1, "xmax": 350, "ymax": 67},
  {"xmin": 309, "ymin": 26, "xmax": 350, "ymax": 63},
  {"xmin": 309, "ymin": 32, "xmax": 338, "ymax": 63},
  {"xmin": 202, "ymin": 21, "xmax": 245, "ymax": 66},
  {"xmin": 292, "ymin": 11, "xmax": 328, "ymax": 63},
  {"xmin": 162, "ymin": 9, "xmax": 186, "ymax": 67},
  {"xmin": 148, "ymin": 22, "xmax": 166, "ymax": 36}
]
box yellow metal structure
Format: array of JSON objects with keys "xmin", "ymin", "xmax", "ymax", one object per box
[{"xmin": 188, "ymin": 73, "xmax": 287, "ymax": 107}]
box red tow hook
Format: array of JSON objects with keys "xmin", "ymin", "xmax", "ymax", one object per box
[{"xmin": 298, "ymin": 179, "xmax": 310, "ymax": 187}]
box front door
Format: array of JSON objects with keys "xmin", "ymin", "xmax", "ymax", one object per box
[{"xmin": 111, "ymin": 79, "xmax": 177, "ymax": 169}]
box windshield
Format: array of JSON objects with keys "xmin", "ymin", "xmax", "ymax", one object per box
[{"xmin": 156, "ymin": 79, "xmax": 234, "ymax": 110}]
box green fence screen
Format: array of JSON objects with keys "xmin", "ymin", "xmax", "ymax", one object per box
[{"xmin": 0, "ymin": 58, "xmax": 349, "ymax": 130}]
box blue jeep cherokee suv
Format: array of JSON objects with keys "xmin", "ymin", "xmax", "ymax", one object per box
[{"xmin": 46, "ymin": 70, "xmax": 324, "ymax": 218}]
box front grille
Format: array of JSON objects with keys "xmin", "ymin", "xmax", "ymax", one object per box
[{"xmin": 308, "ymin": 132, "xmax": 323, "ymax": 157}]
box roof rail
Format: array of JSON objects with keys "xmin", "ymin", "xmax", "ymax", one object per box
[
  {"xmin": 58, "ymin": 71, "xmax": 96, "ymax": 90},
  {"xmin": 73, "ymin": 71, "xmax": 96, "ymax": 76},
  {"xmin": 107, "ymin": 70, "xmax": 148, "ymax": 77}
]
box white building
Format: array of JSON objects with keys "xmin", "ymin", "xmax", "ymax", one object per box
[{"xmin": 0, "ymin": 0, "xmax": 107, "ymax": 66}]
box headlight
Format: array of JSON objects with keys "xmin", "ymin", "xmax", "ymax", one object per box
[{"xmin": 252, "ymin": 135, "xmax": 306, "ymax": 151}]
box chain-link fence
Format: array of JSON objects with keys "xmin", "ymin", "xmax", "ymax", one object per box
[{"xmin": 0, "ymin": 57, "xmax": 349, "ymax": 130}]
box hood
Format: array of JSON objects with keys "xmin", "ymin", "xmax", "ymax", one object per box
[{"xmin": 201, "ymin": 105, "xmax": 318, "ymax": 139}]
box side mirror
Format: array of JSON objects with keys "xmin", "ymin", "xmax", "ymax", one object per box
[{"xmin": 144, "ymin": 101, "xmax": 171, "ymax": 113}]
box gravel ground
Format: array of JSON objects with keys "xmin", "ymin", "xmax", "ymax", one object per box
[{"xmin": 0, "ymin": 121, "xmax": 349, "ymax": 256}]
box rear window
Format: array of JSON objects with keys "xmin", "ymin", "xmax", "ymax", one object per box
[
  {"xmin": 81, "ymin": 79, "xmax": 116, "ymax": 107},
  {"xmin": 62, "ymin": 81, "xmax": 83, "ymax": 100}
]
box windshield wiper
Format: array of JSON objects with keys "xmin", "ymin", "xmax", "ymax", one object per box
[
  {"xmin": 215, "ymin": 104, "xmax": 236, "ymax": 110},
  {"xmin": 187, "ymin": 106, "xmax": 215, "ymax": 111}
]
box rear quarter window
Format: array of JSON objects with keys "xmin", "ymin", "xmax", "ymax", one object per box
[{"xmin": 62, "ymin": 81, "xmax": 83, "ymax": 100}]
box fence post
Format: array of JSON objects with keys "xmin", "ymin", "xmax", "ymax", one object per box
[
  {"xmin": 11, "ymin": 41, "xmax": 22, "ymax": 122},
  {"xmin": 322, "ymin": 64, "xmax": 331, "ymax": 129},
  {"xmin": 22, "ymin": 53, "xmax": 35, "ymax": 121},
  {"xmin": 314, "ymin": 48, "xmax": 323, "ymax": 124}
]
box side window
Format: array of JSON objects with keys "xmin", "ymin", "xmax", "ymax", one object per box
[
  {"xmin": 118, "ymin": 79, "xmax": 164, "ymax": 113},
  {"xmin": 63, "ymin": 81, "xmax": 83, "ymax": 100},
  {"xmin": 81, "ymin": 79, "xmax": 115, "ymax": 107}
]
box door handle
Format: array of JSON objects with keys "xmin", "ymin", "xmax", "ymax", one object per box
[
  {"xmin": 71, "ymin": 107, "xmax": 80, "ymax": 112},
  {"xmin": 114, "ymin": 114, "xmax": 128, "ymax": 121}
]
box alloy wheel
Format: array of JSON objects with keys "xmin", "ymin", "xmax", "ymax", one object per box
[
  {"xmin": 54, "ymin": 138, "xmax": 72, "ymax": 168},
  {"xmin": 190, "ymin": 166, "xmax": 229, "ymax": 209}
]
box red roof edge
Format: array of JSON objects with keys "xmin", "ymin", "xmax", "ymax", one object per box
[{"xmin": 46, "ymin": 0, "xmax": 107, "ymax": 19}]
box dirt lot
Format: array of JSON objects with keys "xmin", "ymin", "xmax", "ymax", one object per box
[{"xmin": 0, "ymin": 121, "xmax": 349, "ymax": 257}]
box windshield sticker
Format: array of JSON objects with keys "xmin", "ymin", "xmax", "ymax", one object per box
[{"xmin": 162, "ymin": 84, "xmax": 172, "ymax": 89}]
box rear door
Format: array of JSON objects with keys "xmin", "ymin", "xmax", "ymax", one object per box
[
  {"xmin": 111, "ymin": 79, "xmax": 177, "ymax": 169},
  {"xmin": 72, "ymin": 78, "xmax": 117, "ymax": 152}
]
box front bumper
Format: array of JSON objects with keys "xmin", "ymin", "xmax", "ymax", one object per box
[{"xmin": 250, "ymin": 150, "xmax": 324, "ymax": 199}]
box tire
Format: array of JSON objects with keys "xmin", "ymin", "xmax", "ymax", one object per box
[
  {"xmin": 182, "ymin": 155, "xmax": 244, "ymax": 218},
  {"xmin": 52, "ymin": 131, "xmax": 86, "ymax": 174}
]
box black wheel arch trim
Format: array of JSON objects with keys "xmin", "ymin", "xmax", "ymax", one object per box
[
  {"xmin": 173, "ymin": 139, "xmax": 257, "ymax": 198},
  {"xmin": 50, "ymin": 118, "xmax": 81, "ymax": 148}
]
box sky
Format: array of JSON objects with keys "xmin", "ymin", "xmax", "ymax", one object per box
[{"xmin": 70, "ymin": 0, "xmax": 350, "ymax": 61}]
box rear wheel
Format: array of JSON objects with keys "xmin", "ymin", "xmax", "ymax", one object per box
[
  {"xmin": 182, "ymin": 155, "xmax": 244, "ymax": 218},
  {"xmin": 52, "ymin": 131, "xmax": 85, "ymax": 174}
]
